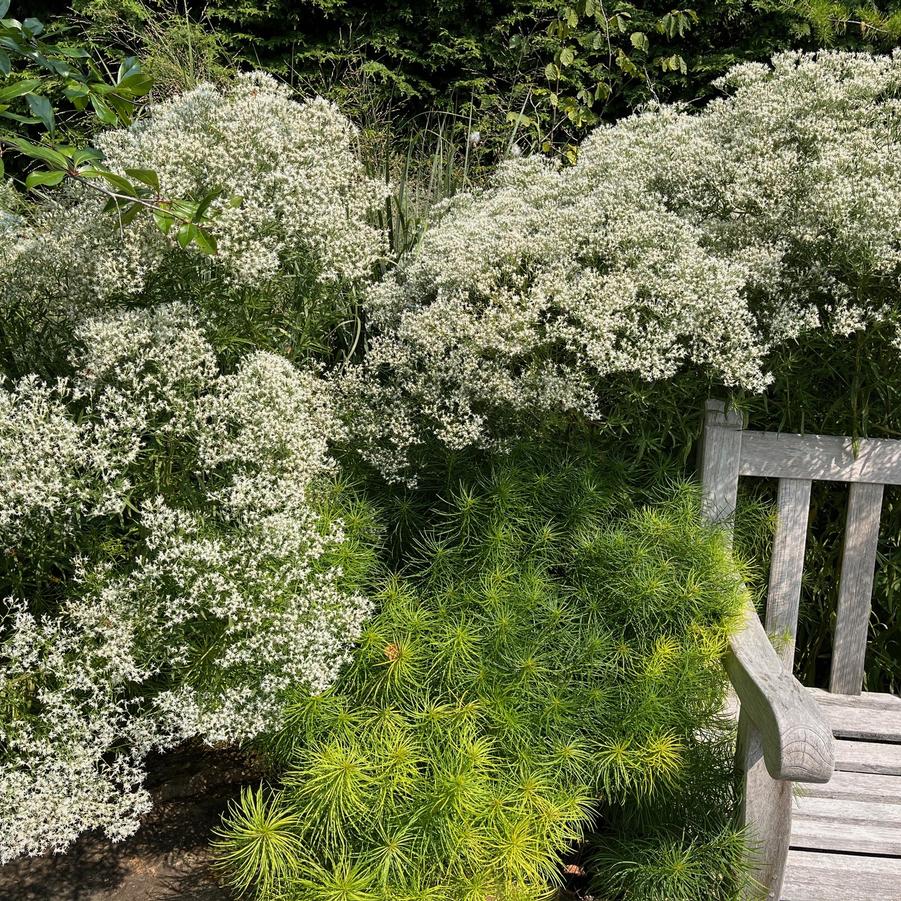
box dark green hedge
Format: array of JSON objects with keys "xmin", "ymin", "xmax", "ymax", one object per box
[{"xmin": 71, "ymin": 0, "xmax": 901, "ymax": 151}]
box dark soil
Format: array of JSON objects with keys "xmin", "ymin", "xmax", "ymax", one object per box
[{"xmin": 0, "ymin": 744, "xmax": 263, "ymax": 901}]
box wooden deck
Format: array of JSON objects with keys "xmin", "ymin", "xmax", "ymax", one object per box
[{"xmin": 781, "ymin": 691, "xmax": 901, "ymax": 900}]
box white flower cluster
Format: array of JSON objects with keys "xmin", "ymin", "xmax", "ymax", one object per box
[
  {"xmin": 0, "ymin": 72, "xmax": 387, "ymax": 368},
  {"xmin": 99, "ymin": 72, "xmax": 387, "ymax": 286},
  {"xmin": 0, "ymin": 305, "xmax": 370, "ymax": 862},
  {"xmin": 348, "ymin": 51, "xmax": 901, "ymax": 477},
  {"xmin": 0, "ymin": 377, "xmax": 83, "ymax": 542}
]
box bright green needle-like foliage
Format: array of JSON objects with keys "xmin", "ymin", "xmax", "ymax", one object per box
[
  {"xmin": 591, "ymin": 826, "xmax": 751, "ymax": 900},
  {"xmin": 217, "ymin": 451, "xmax": 751, "ymax": 900},
  {"xmin": 216, "ymin": 786, "xmax": 304, "ymax": 897}
]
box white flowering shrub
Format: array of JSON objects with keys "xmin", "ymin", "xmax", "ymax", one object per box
[
  {"xmin": 346, "ymin": 51, "xmax": 901, "ymax": 477},
  {"xmin": 97, "ymin": 72, "xmax": 387, "ymax": 287},
  {"xmin": 0, "ymin": 72, "xmax": 388, "ymax": 373},
  {"xmin": 0, "ymin": 304, "xmax": 377, "ymax": 862}
]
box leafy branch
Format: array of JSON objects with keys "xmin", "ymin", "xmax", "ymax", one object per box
[
  {"xmin": 0, "ymin": 1, "xmax": 221, "ymax": 253},
  {"xmin": 4, "ymin": 136, "xmax": 224, "ymax": 251}
]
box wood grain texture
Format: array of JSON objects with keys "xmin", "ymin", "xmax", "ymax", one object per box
[
  {"xmin": 798, "ymin": 768, "xmax": 901, "ymax": 803},
  {"xmin": 812, "ymin": 689, "xmax": 901, "ymax": 711},
  {"xmin": 810, "ymin": 689, "xmax": 901, "ymax": 742},
  {"xmin": 700, "ymin": 399, "xmax": 743, "ymax": 527},
  {"xmin": 792, "ymin": 788, "xmax": 901, "ymax": 855},
  {"xmin": 830, "ymin": 481, "xmax": 884, "ymax": 695},
  {"xmin": 834, "ymin": 739, "xmax": 901, "ymax": 776},
  {"xmin": 790, "ymin": 816, "xmax": 901, "ymax": 855},
  {"xmin": 726, "ymin": 606, "xmax": 835, "ymax": 783},
  {"xmin": 766, "ymin": 478, "xmax": 812, "ymax": 666},
  {"xmin": 739, "ymin": 430, "xmax": 901, "ymax": 485},
  {"xmin": 781, "ymin": 850, "xmax": 901, "ymax": 900},
  {"xmin": 739, "ymin": 718, "xmax": 794, "ymax": 900},
  {"xmin": 793, "ymin": 795, "xmax": 901, "ymax": 825}
]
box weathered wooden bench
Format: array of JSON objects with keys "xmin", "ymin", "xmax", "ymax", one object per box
[{"xmin": 700, "ymin": 400, "xmax": 901, "ymax": 901}]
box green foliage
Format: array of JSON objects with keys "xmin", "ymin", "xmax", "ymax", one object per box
[
  {"xmin": 575, "ymin": 318, "xmax": 901, "ymax": 693},
  {"xmin": 0, "ymin": 3, "xmax": 225, "ymax": 253},
  {"xmin": 591, "ymin": 826, "xmax": 750, "ymax": 900},
  {"xmin": 217, "ymin": 452, "xmax": 751, "ymax": 900},
  {"xmin": 218, "ymin": 785, "xmax": 305, "ymax": 898},
  {"xmin": 66, "ymin": 0, "xmax": 901, "ymax": 158},
  {"xmin": 73, "ymin": 0, "xmax": 231, "ymax": 98},
  {"xmin": 0, "ymin": 4, "xmax": 152, "ymax": 143}
]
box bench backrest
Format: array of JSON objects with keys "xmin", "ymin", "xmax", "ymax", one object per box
[{"xmin": 700, "ymin": 399, "xmax": 901, "ymax": 695}]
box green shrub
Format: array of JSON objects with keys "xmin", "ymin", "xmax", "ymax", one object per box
[
  {"xmin": 0, "ymin": 70, "xmax": 387, "ymax": 376},
  {"xmin": 590, "ymin": 826, "xmax": 750, "ymax": 901},
  {"xmin": 216, "ymin": 452, "xmax": 751, "ymax": 900},
  {"xmin": 68, "ymin": 0, "xmax": 901, "ymax": 155},
  {"xmin": 0, "ymin": 302, "xmax": 381, "ymax": 860}
]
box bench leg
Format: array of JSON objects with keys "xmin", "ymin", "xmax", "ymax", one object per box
[{"xmin": 739, "ymin": 714, "xmax": 793, "ymax": 900}]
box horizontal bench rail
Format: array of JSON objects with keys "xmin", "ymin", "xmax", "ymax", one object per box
[{"xmin": 738, "ymin": 430, "xmax": 901, "ymax": 485}]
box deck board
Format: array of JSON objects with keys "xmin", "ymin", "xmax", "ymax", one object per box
[
  {"xmin": 798, "ymin": 769, "xmax": 901, "ymax": 802},
  {"xmin": 791, "ymin": 814, "xmax": 901, "ymax": 855}
]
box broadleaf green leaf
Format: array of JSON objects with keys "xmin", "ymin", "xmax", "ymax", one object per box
[
  {"xmin": 0, "ymin": 109, "xmax": 40, "ymax": 123},
  {"xmin": 0, "ymin": 79, "xmax": 42, "ymax": 102},
  {"xmin": 105, "ymin": 92, "xmax": 134, "ymax": 124},
  {"xmin": 194, "ymin": 228, "xmax": 217, "ymax": 255},
  {"xmin": 25, "ymin": 93, "xmax": 54, "ymax": 132},
  {"xmin": 98, "ymin": 170, "xmax": 137, "ymax": 195},
  {"xmin": 630, "ymin": 31, "xmax": 649, "ymax": 52},
  {"xmin": 194, "ymin": 188, "xmax": 222, "ymax": 221},
  {"xmin": 117, "ymin": 55, "xmax": 141, "ymax": 83},
  {"xmin": 25, "ymin": 168, "xmax": 65, "ymax": 189},
  {"xmin": 176, "ymin": 222, "xmax": 196, "ymax": 248},
  {"xmin": 56, "ymin": 46, "xmax": 90, "ymax": 59},
  {"xmin": 5, "ymin": 137, "xmax": 68, "ymax": 168},
  {"xmin": 124, "ymin": 167, "xmax": 159, "ymax": 191},
  {"xmin": 89, "ymin": 95, "xmax": 117, "ymax": 126},
  {"xmin": 72, "ymin": 147, "xmax": 102, "ymax": 167},
  {"xmin": 153, "ymin": 209, "xmax": 175, "ymax": 235},
  {"xmin": 115, "ymin": 72, "xmax": 153, "ymax": 97}
]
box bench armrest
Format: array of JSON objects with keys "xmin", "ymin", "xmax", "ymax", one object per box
[{"xmin": 725, "ymin": 604, "xmax": 835, "ymax": 783}]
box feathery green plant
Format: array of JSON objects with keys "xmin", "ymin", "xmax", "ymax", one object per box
[
  {"xmin": 217, "ymin": 451, "xmax": 751, "ymax": 900},
  {"xmin": 591, "ymin": 826, "xmax": 750, "ymax": 901}
]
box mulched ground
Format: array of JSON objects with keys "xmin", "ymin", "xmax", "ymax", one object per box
[{"xmin": 0, "ymin": 745, "xmax": 262, "ymax": 901}]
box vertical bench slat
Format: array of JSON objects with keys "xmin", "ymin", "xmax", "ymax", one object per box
[
  {"xmin": 830, "ymin": 481, "xmax": 884, "ymax": 695},
  {"xmin": 766, "ymin": 478, "xmax": 812, "ymax": 669},
  {"xmin": 700, "ymin": 399, "xmax": 743, "ymax": 528}
]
